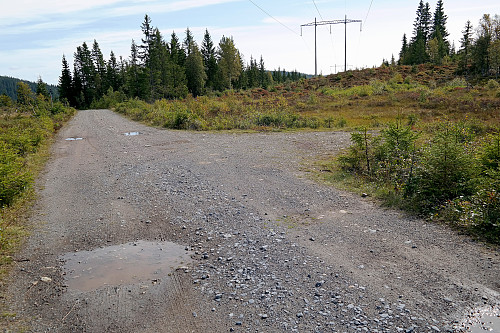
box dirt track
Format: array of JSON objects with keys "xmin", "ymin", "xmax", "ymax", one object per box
[{"xmin": 3, "ymin": 109, "xmax": 499, "ymax": 332}]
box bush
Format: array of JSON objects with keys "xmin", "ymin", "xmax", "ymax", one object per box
[
  {"xmin": 409, "ymin": 122, "xmax": 477, "ymax": 212},
  {"xmin": 487, "ymin": 79, "xmax": 499, "ymax": 90},
  {"xmin": 0, "ymin": 141, "xmax": 32, "ymax": 207}
]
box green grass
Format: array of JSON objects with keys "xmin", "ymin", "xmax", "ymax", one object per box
[
  {"xmin": 108, "ymin": 64, "xmax": 500, "ymax": 133},
  {"xmin": 0, "ymin": 97, "xmax": 75, "ymax": 289}
]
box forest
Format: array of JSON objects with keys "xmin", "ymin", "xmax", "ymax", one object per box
[
  {"xmin": 396, "ymin": 0, "xmax": 500, "ymax": 77},
  {"xmin": 1, "ymin": 1, "xmax": 500, "ymax": 247},
  {"xmin": 58, "ymin": 14, "xmax": 306, "ymax": 109},
  {"xmin": 0, "ymin": 76, "xmax": 59, "ymax": 102}
]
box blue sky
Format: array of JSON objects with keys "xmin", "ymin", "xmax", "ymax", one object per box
[{"xmin": 1, "ymin": 0, "xmax": 498, "ymax": 85}]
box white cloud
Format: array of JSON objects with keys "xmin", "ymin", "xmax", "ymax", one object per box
[{"xmin": 1, "ymin": 0, "xmax": 126, "ymax": 25}]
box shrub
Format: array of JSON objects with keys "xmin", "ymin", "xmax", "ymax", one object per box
[
  {"xmin": 410, "ymin": 122, "xmax": 476, "ymax": 212},
  {"xmin": 0, "ymin": 141, "xmax": 32, "ymax": 207},
  {"xmin": 446, "ymin": 77, "xmax": 467, "ymax": 88},
  {"xmin": 487, "ymin": 79, "xmax": 499, "ymax": 90}
]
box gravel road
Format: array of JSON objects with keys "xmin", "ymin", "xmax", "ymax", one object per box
[{"xmin": 3, "ymin": 109, "xmax": 499, "ymax": 332}]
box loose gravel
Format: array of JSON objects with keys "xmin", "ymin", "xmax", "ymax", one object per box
[{"xmin": 2, "ymin": 109, "xmax": 499, "ymax": 332}]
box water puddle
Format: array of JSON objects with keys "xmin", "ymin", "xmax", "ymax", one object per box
[
  {"xmin": 61, "ymin": 241, "xmax": 192, "ymax": 291},
  {"xmin": 469, "ymin": 314, "xmax": 500, "ymax": 332},
  {"xmin": 460, "ymin": 307, "xmax": 500, "ymax": 332},
  {"xmin": 124, "ymin": 132, "xmax": 140, "ymax": 136},
  {"xmin": 65, "ymin": 137, "xmax": 84, "ymax": 141}
]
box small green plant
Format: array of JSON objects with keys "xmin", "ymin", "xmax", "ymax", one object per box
[
  {"xmin": 336, "ymin": 117, "xmax": 347, "ymax": 128},
  {"xmin": 487, "ymin": 79, "xmax": 499, "ymax": 91}
]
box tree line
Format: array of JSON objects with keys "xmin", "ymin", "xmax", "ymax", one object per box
[
  {"xmin": 397, "ymin": 0, "xmax": 500, "ymax": 77},
  {"xmin": 0, "ymin": 76, "xmax": 59, "ymax": 102},
  {"xmin": 59, "ymin": 15, "xmax": 306, "ymax": 109}
]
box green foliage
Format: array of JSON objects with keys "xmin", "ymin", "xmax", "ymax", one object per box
[
  {"xmin": 411, "ymin": 122, "xmax": 476, "ymax": 211},
  {"xmin": 487, "ymin": 79, "xmax": 500, "ymax": 90},
  {"xmin": 0, "ymin": 104, "xmax": 75, "ymax": 209},
  {"xmin": 0, "ymin": 94, "xmax": 13, "ymax": 108},
  {"xmin": 480, "ymin": 132, "xmax": 500, "ymax": 170},
  {"xmin": 0, "ymin": 142, "xmax": 32, "ymax": 207},
  {"xmin": 446, "ymin": 77, "xmax": 467, "ymax": 88},
  {"xmin": 337, "ymin": 119, "xmax": 500, "ymax": 243}
]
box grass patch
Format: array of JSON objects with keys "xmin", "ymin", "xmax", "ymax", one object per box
[
  {"xmin": 317, "ymin": 118, "xmax": 500, "ymax": 245},
  {"xmin": 107, "ymin": 65, "xmax": 500, "ymax": 132},
  {"xmin": 0, "ymin": 96, "xmax": 75, "ymax": 309}
]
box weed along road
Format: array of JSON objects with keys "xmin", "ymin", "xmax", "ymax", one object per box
[{"xmin": 4, "ymin": 109, "xmax": 500, "ymax": 332}]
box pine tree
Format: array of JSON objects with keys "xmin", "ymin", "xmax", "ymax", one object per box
[
  {"xmin": 36, "ymin": 77, "xmax": 50, "ymax": 99},
  {"xmin": 185, "ymin": 43, "xmax": 207, "ymax": 97},
  {"xmin": 58, "ymin": 55, "xmax": 73, "ymax": 105},
  {"xmin": 408, "ymin": 0, "xmax": 431, "ymax": 64},
  {"xmin": 246, "ymin": 56, "xmax": 258, "ymax": 88},
  {"xmin": 399, "ymin": 34, "xmax": 408, "ymax": 64},
  {"xmin": 183, "ymin": 28, "xmax": 195, "ymax": 56},
  {"xmin": 73, "ymin": 42, "xmax": 96, "ymax": 107},
  {"xmin": 106, "ymin": 51, "xmax": 120, "ymax": 91},
  {"xmin": 139, "ymin": 14, "xmax": 154, "ymax": 64},
  {"xmin": 169, "ymin": 32, "xmax": 186, "ymax": 66},
  {"xmin": 431, "ymin": 0, "xmax": 449, "ymax": 40},
  {"xmin": 258, "ymin": 56, "xmax": 268, "ymax": 88},
  {"xmin": 201, "ymin": 29, "xmax": 218, "ymax": 90},
  {"xmin": 167, "ymin": 31, "xmax": 188, "ymax": 99},
  {"xmin": 125, "ymin": 39, "xmax": 145, "ymax": 98},
  {"xmin": 430, "ymin": 0, "xmax": 449, "ymax": 62},
  {"xmin": 91, "ymin": 40, "xmax": 106, "ymax": 98}
]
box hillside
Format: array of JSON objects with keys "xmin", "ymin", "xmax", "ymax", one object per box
[{"xmin": 0, "ymin": 76, "xmax": 59, "ymax": 101}]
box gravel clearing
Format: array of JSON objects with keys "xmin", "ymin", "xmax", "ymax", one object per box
[{"xmin": 3, "ymin": 109, "xmax": 499, "ymax": 332}]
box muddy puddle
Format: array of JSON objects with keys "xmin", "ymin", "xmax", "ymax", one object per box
[
  {"xmin": 462, "ymin": 307, "xmax": 500, "ymax": 332},
  {"xmin": 65, "ymin": 137, "xmax": 84, "ymax": 141},
  {"xmin": 124, "ymin": 132, "xmax": 140, "ymax": 136},
  {"xmin": 469, "ymin": 314, "xmax": 500, "ymax": 332},
  {"xmin": 61, "ymin": 241, "xmax": 192, "ymax": 291}
]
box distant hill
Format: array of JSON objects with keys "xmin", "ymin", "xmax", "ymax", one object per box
[{"xmin": 0, "ymin": 76, "xmax": 59, "ymax": 101}]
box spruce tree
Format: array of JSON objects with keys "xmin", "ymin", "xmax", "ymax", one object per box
[
  {"xmin": 185, "ymin": 43, "xmax": 207, "ymax": 97},
  {"xmin": 183, "ymin": 28, "xmax": 195, "ymax": 56},
  {"xmin": 58, "ymin": 55, "xmax": 73, "ymax": 105},
  {"xmin": 408, "ymin": 0, "xmax": 431, "ymax": 64},
  {"xmin": 201, "ymin": 29, "xmax": 218, "ymax": 90},
  {"xmin": 73, "ymin": 42, "xmax": 96, "ymax": 107},
  {"xmin": 399, "ymin": 34, "xmax": 408, "ymax": 64},
  {"xmin": 258, "ymin": 56, "xmax": 268, "ymax": 88},
  {"xmin": 91, "ymin": 40, "xmax": 106, "ymax": 98},
  {"xmin": 431, "ymin": 0, "xmax": 449, "ymax": 61},
  {"xmin": 36, "ymin": 77, "xmax": 50, "ymax": 99},
  {"xmin": 106, "ymin": 51, "xmax": 120, "ymax": 91}
]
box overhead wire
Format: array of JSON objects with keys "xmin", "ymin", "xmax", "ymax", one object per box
[
  {"xmin": 311, "ymin": 0, "xmax": 336, "ymax": 74},
  {"xmin": 357, "ymin": 0, "xmax": 376, "ymax": 70},
  {"xmin": 247, "ymin": 0, "xmax": 313, "ymax": 69},
  {"xmin": 247, "ymin": 0, "xmax": 299, "ymax": 35},
  {"xmin": 364, "ymin": 0, "xmax": 374, "ymax": 27}
]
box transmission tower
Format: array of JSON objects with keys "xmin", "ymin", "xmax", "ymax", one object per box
[{"xmin": 301, "ymin": 16, "xmax": 362, "ymax": 76}]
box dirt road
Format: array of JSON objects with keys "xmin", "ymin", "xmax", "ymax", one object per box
[{"xmin": 3, "ymin": 109, "xmax": 499, "ymax": 332}]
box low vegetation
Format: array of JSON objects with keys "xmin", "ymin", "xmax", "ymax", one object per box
[
  {"xmin": 110, "ymin": 65, "xmax": 500, "ymax": 130},
  {"xmin": 109, "ymin": 64, "xmax": 500, "ymax": 244},
  {"xmin": 0, "ymin": 82, "xmax": 75, "ymax": 278}
]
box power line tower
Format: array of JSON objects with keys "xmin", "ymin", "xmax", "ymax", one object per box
[{"xmin": 301, "ymin": 16, "xmax": 362, "ymax": 76}]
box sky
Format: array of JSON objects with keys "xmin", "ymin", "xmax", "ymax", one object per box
[{"xmin": 1, "ymin": 0, "xmax": 499, "ymax": 85}]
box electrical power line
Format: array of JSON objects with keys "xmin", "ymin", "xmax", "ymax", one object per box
[
  {"xmin": 247, "ymin": 0, "xmax": 299, "ymax": 35},
  {"xmin": 364, "ymin": 0, "xmax": 374, "ymax": 26},
  {"xmin": 311, "ymin": 0, "xmax": 336, "ymax": 68},
  {"xmin": 312, "ymin": 0, "xmax": 324, "ymax": 21},
  {"xmin": 301, "ymin": 17, "xmax": 362, "ymax": 76}
]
